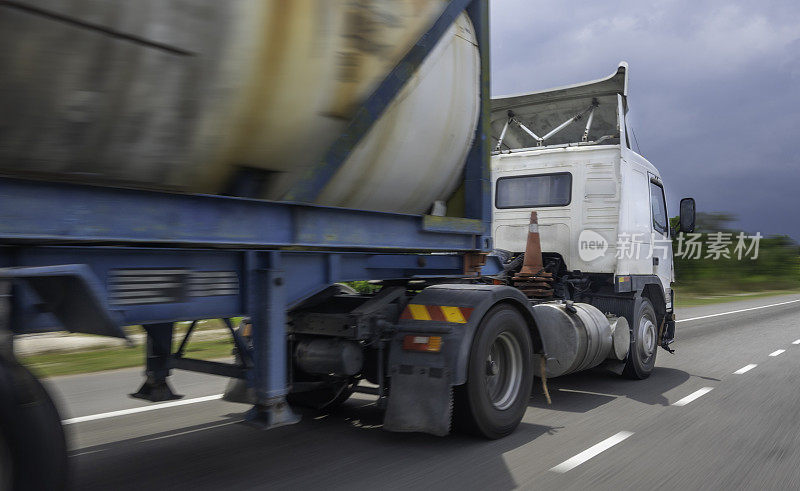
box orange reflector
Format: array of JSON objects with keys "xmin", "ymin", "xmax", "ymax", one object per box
[{"xmin": 402, "ymin": 335, "xmax": 442, "ymax": 352}]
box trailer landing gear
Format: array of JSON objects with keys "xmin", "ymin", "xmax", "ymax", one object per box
[
  {"xmin": 131, "ymin": 376, "xmax": 182, "ymax": 402},
  {"xmin": 130, "ymin": 323, "xmax": 183, "ymax": 402},
  {"xmin": 245, "ymin": 396, "xmax": 301, "ymax": 429}
]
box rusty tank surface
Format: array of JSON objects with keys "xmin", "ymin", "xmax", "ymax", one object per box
[{"xmin": 0, "ymin": 0, "xmax": 480, "ymax": 214}]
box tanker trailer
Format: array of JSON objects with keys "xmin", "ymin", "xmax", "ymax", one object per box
[{"xmin": 0, "ymin": 0, "xmax": 479, "ymax": 214}]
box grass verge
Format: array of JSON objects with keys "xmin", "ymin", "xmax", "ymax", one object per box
[
  {"xmin": 21, "ymin": 338, "xmax": 234, "ymax": 379},
  {"xmin": 674, "ymin": 288, "xmax": 800, "ymax": 307}
]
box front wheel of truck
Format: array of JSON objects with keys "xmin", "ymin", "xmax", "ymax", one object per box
[
  {"xmin": 0, "ymin": 356, "xmax": 69, "ymax": 489},
  {"xmin": 622, "ymin": 298, "xmax": 658, "ymax": 379},
  {"xmin": 455, "ymin": 305, "xmax": 533, "ymax": 439}
]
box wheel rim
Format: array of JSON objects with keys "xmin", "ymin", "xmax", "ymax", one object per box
[
  {"xmin": 637, "ymin": 311, "xmax": 657, "ymax": 362},
  {"xmin": 485, "ymin": 331, "xmax": 523, "ymax": 410}
]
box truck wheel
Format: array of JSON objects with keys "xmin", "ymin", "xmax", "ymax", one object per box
[
  {"xmin": 622, "ymin": 298, "xmax": 658, "ymax": 379},
  {"xmin": 456, "ymin": 305, "xmax": 533, "ymax": 439},
  {"xmin": 0, "ymin": 357, "xmax": 69, "ymax": 489}
]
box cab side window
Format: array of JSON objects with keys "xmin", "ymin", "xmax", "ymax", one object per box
[{"xmin": 650, "ymin": 181, "xmax": 668, "ymax": 236}]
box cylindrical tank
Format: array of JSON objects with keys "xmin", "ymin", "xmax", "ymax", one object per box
[
  {"xmin": 295, "ymin": 339, "xmax": 364, "ymax": 377},
  {"xmin": 0, "ymin": 1, "xmax": 480, "ymax": 214},
  {"xmin": 533, "ymin": 302, "xmax": 628, "ymax": 378}
]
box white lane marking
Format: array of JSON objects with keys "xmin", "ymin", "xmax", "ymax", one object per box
[
  {"xmin": 793, "ymin": 339, "xmax": 800, "ymax": 345},
  {"xmin": 672, "ymin": 387, "xmax": 714, "ymax": 406},
  {"xmin": 550, "ymin": 431, "xmax": 634, "ymax": 473},
  {"xmin": 62, "ymin": 394, "xmax": 223, "ymax": 425},
  {"xmin": 142, "ymin": 420, "xmax": 238, "ymax": 442},
  {"xmin": 69, "ymin": 449, "xmax": 106, "ymax": 458},
  {"xmin": 769, "ymin": 349, "xmax": 785, "ymax": 357},
  {"xmin": 733, "ymin": 364, "xmax": 757, "ymax": 374},
  {"xmin": 676, "ymin": 299, "xmax": 800, "ymax": 323},
  {"xmin": 558, "ymin": 388, "xmax": 617, "ymax": 397}
]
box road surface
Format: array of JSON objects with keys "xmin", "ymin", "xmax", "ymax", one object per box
[{"xmin": 44, "ymin": 294, "xmax": 800, "ymax": 490}]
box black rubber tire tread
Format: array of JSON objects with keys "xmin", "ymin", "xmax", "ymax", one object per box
[
  {"xmin": 455, "ymin": 304, "xmax": 533, "ymax": 439},
  {"xmin": 0, "ymin": 357, "xmax": 69, "ymax": 490},
  {"xmin": 622, "ymin": 297, "xmax": 658, "ymax": 379}
]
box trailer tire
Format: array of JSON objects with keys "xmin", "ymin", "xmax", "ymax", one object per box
[
  {"xmin": 455, "ymin": 305, "xmax": 533, "ymax": 439},
  {"xmin": 622, "ymin": 298, "xmax": 658, "ymax": 379},
  {"xmin": 0, "ymin": 357, "xmax": 68, "ymax": 490}
]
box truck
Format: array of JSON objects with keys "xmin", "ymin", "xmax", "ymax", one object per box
[
  {"xmin": 0, "ymin": 1, "xmax": 695, "ymax": 489},
  {"xmin": 490, "ymin": 63, "xmax": 696, "ymax": 379}
]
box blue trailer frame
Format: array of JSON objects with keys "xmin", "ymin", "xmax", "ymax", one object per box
[{"xmin": 0, "ymin": 0, "xmax": 493, "ymax": 427}]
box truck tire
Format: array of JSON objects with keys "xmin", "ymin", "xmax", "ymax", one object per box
[
  {"xmin": 0, "ymin": 357, "xmax": 69, "ymax": 490},
  {"xmin": 622, "ymin": 298, "xmax": 658, "ymax": 379},
  {"xmin": 455, "ymin": 305, "xmax": 533, "ymax": 439}
]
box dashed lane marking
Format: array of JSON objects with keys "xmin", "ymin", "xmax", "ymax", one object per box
[
  {"xmin": 550, "ymin": 431, "xmax": 634, "ymax": 473},
  {"xmin": 733, "ymin": 364, "xmax": 757, "ymax": 374},
  {"xmin": 672, "ymin": 387, "xmax": 714, "ymax": 406}
]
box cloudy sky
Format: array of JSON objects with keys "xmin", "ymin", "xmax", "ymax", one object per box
[{"xmin": 489, "ymin": 0, "xmax": 800, "ymax": 240}]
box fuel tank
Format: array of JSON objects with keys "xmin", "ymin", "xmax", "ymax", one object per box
[
  {"xmin": 532, "ymin": 302, "xmax": 630, "ymax": 377},
  {"xmin": 0, "ymin": 0, "xmax": 480, "ymax": 214}
]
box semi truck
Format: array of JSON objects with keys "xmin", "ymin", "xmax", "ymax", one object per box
[{"xmin": 0, "ymin": 1, "xmax": 694, "ymax": 488}]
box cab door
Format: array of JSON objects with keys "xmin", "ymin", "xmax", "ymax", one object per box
[{"xmin": 648, "ymin": 176, "xmax": 673, "ymax": 303}]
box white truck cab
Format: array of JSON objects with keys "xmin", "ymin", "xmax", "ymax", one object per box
[{"xmin": 490, "ymin": 63, "xmax": 695, "ymax": 377}]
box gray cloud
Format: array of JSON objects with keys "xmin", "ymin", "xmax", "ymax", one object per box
[{"xmin": 490, "ymin": 0, "xmax": 800, "ymax": 239}]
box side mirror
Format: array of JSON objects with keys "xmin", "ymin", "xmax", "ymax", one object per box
[{"xmin": 679, "ymin": 198, "xmax": 695, "ymax": 233}]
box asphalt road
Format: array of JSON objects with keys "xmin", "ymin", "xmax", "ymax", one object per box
[{"xmin": 44, "ymin": 294, "xmax": 800, "ymax": 490}]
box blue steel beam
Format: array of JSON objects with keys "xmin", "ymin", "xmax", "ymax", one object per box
[
  {"xmin": 0, "ymin": 178, "xmax": 481, "ymax": 251},
  {"xmin": 465, "ymin": 0, "xmax": 492, "ymax": 250},
  {"xmin": 283, "ymin": 0, "xmax": 475, "ymax": 203},
  {"xmin": 3, "ymin": 246, "xmax": 470, "ymax": 333}
]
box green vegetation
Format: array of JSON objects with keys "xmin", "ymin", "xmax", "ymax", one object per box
[
  {"xmin": 345, "ymin": 281, "xmax": 381, "ymax": 293},
  {"xmin": 22, "ymin": 337, "xmax": 234, "ymax": 378},
  {"xmin": 671, "ymin": 212, "xmax": 800, "ymax": 295}
]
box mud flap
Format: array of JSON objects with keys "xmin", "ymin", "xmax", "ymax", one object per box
[{"xmin": 383, "ymin": 364, "xmax": 452, "ymax": 436}]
